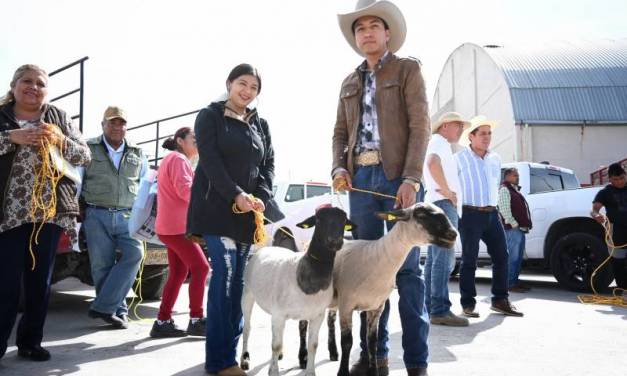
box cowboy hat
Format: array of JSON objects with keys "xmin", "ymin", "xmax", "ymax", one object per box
[
  {"xmin": 431, "ymin": 112, "xmax": 471, "ymax": 134},
  {"xmin": 338, "ymin": 0, "xmax": 407, "ymax": 57},
  {"xmin": 461, "ymin": 115, "xmax": 499, "ymax": 140}
]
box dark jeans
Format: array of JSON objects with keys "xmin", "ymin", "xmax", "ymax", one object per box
[
  {"xmin": 349, "ymin": 164, "xmax": 429, "ymax": 369},
  {"xmin": 458, "ymin": 208, "xmax": 509, "ymax": 308},
  {"xmin": 0, "ymin": 223, "xmax": 61, "ymax": 357},
  {"xmin": 203, "ymin": 235, "xmax": 251, "ymax": 373}
]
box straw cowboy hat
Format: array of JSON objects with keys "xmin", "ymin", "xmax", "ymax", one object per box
[
  {"xmin": 338, "ymin": 0, "xmax": 407, "ymax": 56},
  {"xmin": 431, "ymin": 112, "xmax": 471, "ymax": 134},
  {"xmin": 461, "ymin": 115, "xmax": 499, "ymax": 140}
]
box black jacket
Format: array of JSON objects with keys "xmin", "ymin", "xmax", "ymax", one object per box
[
  {"xmin": 0, "ymin": 103, "xmax": 80, "ymax": 223},
  {"xmin": 187, "ymin": 101, "xmax": 275, "ymax": 243}
]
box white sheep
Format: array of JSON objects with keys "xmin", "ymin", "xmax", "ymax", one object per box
[
  {"xmin": 330, "ymin": 203, "xmax": 458, "ymax": 376},
  {"xmin": 240, "ymin": 207, "xmax": 354, "ymax": 376}
]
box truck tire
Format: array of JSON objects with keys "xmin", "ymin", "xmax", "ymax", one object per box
[
  {"xmin": 450, "ymin": 260, "xmax": 461, "ymax": 277},
  {"xmin": 134, "ymin": 265, "xmax": 168, "ymax": 300},
  {"xmin": 550, "ymin": 232, "xmax": 613, "ymax": 292}
]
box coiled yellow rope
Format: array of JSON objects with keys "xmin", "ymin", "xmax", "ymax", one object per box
[
  {"xmin": 232, "ymin": 197, "xmax": 267, "ymax": 245},
  {"xmin": 28, "ymin": 136, "xmax": 65, "ymax": 271},
  {"xmin": 578, "ymin": 218, "xmax": 627, "ymax": 307}
]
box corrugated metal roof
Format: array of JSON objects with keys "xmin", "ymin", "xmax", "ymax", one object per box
[{"xmin": 484, "ymin": 39, "xmax": 627, "ymax": 124}]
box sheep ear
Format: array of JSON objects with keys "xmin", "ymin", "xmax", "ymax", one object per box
[
  {"xmin": 296, "ymin": 215, "xmax": 316, "ymax": 229},
  {"xmin": 375, "ymin": 208, "xmax": 410, "ymax": 222},
  {"xmin": 344, "ymin": 219, "xmax": 357, "ymax": 232}
]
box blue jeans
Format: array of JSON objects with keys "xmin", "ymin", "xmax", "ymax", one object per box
[
  {"xmin": 83, "ymin": 207, "xmax": 144, "ymax": 315},
  {"xmin": 0, "ymin": 224, "xmax": 61, "ymax": 356},
  {"xmin": 505, "ymin": 228, "xmax": 526, "ymax": 288},
  {"xmin": 349, "ymin": 164, "xmax": 429, "ymax": 369},
  {"xmin": 424, "ymin": 199, "xmax": 458, "ymax": 317},
  {"xmin": 203, "ymin": 235, "xmax": 251, "ymax": 373},
  {"xmin": 458, "ymin": 208, "xmax": 509, "ymax": 308}
]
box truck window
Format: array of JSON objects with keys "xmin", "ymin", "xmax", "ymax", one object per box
[
  {"xmin": 561, "ymin": 172, "xmax": 580, "ymax": 190},
  {"xmin": 306, "ymin": 185, "xmax": 332, "ymax": 198},
  {"xmin": 285, "ymin": 184, "xmax": 304, "ymax": 202},
  {"xmin": 530, "ymin": 167, "xmax": 563, "ymax": 193}
]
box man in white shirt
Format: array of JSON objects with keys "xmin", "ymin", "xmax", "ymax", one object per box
[
  {"xmin": 455, "ymin": 116, "xmax": 523, "ymax": 318},
  {"xmin": 423, "ymin": 112, "xmax": 469, "ymax": 326}
]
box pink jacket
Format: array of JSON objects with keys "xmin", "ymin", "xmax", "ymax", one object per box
[{"xmin": 155, "ymin": 151, "xmax": 194, "ymax": 235}]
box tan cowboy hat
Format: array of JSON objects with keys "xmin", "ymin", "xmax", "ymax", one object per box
[
  {"xmin": 338, "ymin": 0, "xmax": 407, "ymax": 57},
  {"xmin": 432, "ymin": 112, "xmax": 471, "ymax": 134},
  {"xmin": 462, "ymin": 115, "xmax": 499, "ymax": 140}
]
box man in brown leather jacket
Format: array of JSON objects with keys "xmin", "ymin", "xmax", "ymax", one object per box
[{"xmin": 331, "ymin": 1, "xmax": 430, "ymax": 375}]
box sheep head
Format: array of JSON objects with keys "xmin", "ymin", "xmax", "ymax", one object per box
[
  {"xmin": 296, "ymin": 207, "xmax": 354, "ymax": 252},
  {"xmin": 376, "ymin": 203, "xmax": 457, "ymax": 248}
]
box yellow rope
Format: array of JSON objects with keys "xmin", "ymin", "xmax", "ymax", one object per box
[
  {"xmin": 232, "ymin": 197, "xmax": 268, "ymax": 245},
  {"xmin": 577, "ymin": 219, "xmax": 627, "ymax": 308},
  {"xmin": 28, "ymin": 136, "xmax": 65, "ymax": 271},
  {"xmin": 128, "ymin": 242, "xmax": 151, "ymax": 322},
  {"xmin": 334, "ymin": 179, "xmax": 399, "ymax": 202}
]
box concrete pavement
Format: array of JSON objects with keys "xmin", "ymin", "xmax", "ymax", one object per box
[{"xmin": 1, "ymin": 269, "xmax": 625, "ymax": 376}]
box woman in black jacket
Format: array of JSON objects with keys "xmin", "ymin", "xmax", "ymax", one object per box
[{"xmin": 188, "ymin": 64, "xmax": 274, "ymax": 376}]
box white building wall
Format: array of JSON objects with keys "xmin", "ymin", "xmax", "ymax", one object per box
[
  {"xmin": 530, "ymin": 125, "xmax": 627, "ymax": 184},
  {"xmin": 431, "ymin": 44, "xmax": 518, "ymax": 162}
]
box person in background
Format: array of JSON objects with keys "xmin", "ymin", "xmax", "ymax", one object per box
[
  {"xmin": 0, "ymin": 64, "xmax": 90, "ymax": 361},
  {"xmin": 81, "ymin": 106, "xmax": 147, "ymax": 329},
  {"xmin": 150, "ymin": 127, "xmax": 209, "ymax": 338},
  {"xmin": 188, "ymin": 63, "xmax": 274, "ymax": 376},
  {"xmin": 498, "ymin": 167, "xmax": 533, "ymax": 293},
  {"xmin": 423, "ymin": 112, "xmax": 469, "ymax": 327},
  {"xmin": 591, "ymin": 162, "xmax": 627, "ymax": 290},
  {"xmin": 455, "ymin": 116, "xmax": 523, "ymax": 318}
]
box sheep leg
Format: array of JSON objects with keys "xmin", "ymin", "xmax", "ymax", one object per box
[
  {"xmin": 366, "ymin": 306, "xmax": 384, "ymax": 376},
  {"xmin": 305, "ymin": 313, "xmax": 324, "ymax": 376},
  {"xmin": 298, "ymin": 320, "xmax": 309, "ymax": 369},
  {"xmin": 269, "ymin": 316, "xmax": 286, "ymax": 376},
  {"xmin": 240, "ymin": 287, "xmax": 255, "ymax": 371},
  {"xmin": 327, "ymin": 309, "xmax": 338, "ymax": 361},
  {"xmin": 337, "ymin": 310, "xmax": 353, "ymax": 376}
]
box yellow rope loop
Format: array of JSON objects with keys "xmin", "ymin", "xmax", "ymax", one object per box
[
  {"xmin": 578, "ymin": 217, "xmax": 627, "ymax": 308},
  {"xmin": 28, "ymin": 135, "xmax": 65, "ymax": 271}
]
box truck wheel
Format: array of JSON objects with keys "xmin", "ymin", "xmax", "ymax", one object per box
[
  {"xmin": 450, "ymin": 260, "xmax": 461, "ymax": 277},
  {"xmin": 134, "ymin": 265, "xmax": 168, "ymax": 300},
  {"xmin": 550, "ymin": 232, "xmax": 612, "ymax": 292}
]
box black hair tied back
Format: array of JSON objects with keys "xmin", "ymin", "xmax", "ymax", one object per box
[{"xmin": 162, "ymin": 137, "xmax": 178, "ymax": 151}]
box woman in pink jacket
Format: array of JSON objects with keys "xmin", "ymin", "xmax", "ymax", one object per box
[{"xmin": 150, "ymin": 126, "xmax": 210, "ymax": 338}]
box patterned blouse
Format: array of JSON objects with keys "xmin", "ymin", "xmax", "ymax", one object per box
[{"xmin": 0, "ymin": 118, "xmax": 90, "ymax": 241}]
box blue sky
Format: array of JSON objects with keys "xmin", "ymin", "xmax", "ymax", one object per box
[{"xmin": 1, "ymin": 0, "xmax": 625, "ymax": 181}]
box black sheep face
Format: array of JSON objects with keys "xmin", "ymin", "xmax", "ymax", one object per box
[{"xmin": 296, "ymin": 207, "xmax": 354, "ymax": 252}]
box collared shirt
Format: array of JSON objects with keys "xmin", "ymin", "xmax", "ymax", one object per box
[
  {"xmin": 423, "ymin": 134, "xmax": 463, "ymax": 216},
  {"xmin": 455, "ymin": 146, "xmax": 502, "ymax": 207},
  {"xmin": 103, "ymin": 137, "xmax": 126, "ymax": 170},
  {"xmin": 354, "ymin": 51, "xmax": 390, "ymax": 155},
  {"xmin": 498, "ymin": 185, "xmax": 518, "ymax": 227}
]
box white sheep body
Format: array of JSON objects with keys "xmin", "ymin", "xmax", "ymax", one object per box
[{"xmin": 244, "ymin": 246, "xmax": 334, "ymax": 321}]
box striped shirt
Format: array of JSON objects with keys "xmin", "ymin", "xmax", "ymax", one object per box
[{"xmin": 455, "ymin": 147, "xmax": 502, "ymax": 207}]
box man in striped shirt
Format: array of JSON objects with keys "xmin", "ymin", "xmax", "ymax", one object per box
[{"xmin": 455, "ymin": 116, "xmax": 523, "ymax": 318}]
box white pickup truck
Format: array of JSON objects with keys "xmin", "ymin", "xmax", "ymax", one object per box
[
  {"xmin": 266, "ymin": 163, "xmax": 612, "ymax": 292},
  {"xmin": 463, "ymin": 162, "xmax": 609, "ymax": 292}
]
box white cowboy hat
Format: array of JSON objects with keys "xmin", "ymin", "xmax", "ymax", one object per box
[
  {"xmin": 431, "ymin": 112, "xmax": 471, "ymax": 134},
  {"xmin": 462, "ymin": 115, "xmax": 499, "ymax": 140},
  {"xmin": 338, "ymin": 0, "xmax": 407, "ymax": 57}
]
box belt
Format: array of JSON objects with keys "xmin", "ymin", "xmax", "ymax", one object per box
[
  {"xmin": 355, "ymin": 150, "xmax": 381, "ymax": 167},
  {"xmin": 87, "ymin": 204, "xmax": 131, "ymax": 212},
  {"xmin": 463, "ymin": 205, "xmax": 496, "ymax": 212}
]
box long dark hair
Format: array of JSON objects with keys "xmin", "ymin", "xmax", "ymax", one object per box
[
  {"xmin": 227, "ymin": 63, "xmax": 262, "ymax": 94},
  {"xmin": 162, "ymin": 127, "xmax": 192, "ymax": 152}
]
